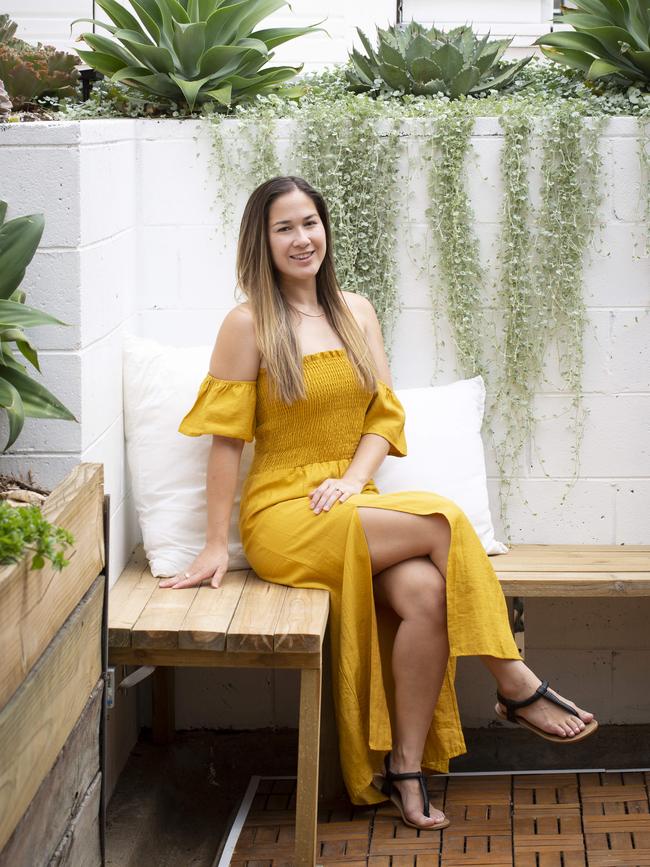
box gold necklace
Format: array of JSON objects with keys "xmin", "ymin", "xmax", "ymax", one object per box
[{"xmin": 287, "ymin": 302, "xmax": 325, "ymax": 318}]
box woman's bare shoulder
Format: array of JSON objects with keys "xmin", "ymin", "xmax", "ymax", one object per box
[
  {"xmin": 342, "ymin": 290, "xmax": 375, "ymax": 334},
  {"xmin": 341, "ymin": 291, "xmax": 391, "ymax": 384},
  {"xmin": 209, "ymin": 303, "xmax": 260, "ymax": 381}
]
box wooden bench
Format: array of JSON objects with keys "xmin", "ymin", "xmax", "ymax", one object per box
[
  {"xmin": 493, "ymin": 544, "xmax": 650, "ymax": 656},
  {"xmin": 108, "ymin": 542, "xmax": 649, "ymax": 867},
  {"xmin": 108, "ymin": 546, "xmax": 329, "ymax": 867}
]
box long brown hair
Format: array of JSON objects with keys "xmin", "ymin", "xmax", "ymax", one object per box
[{"xmin": 236, "ymin": 176, "xmax": 377, "ymax": 403}]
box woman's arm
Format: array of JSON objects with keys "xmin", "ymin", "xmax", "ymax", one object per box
[{"xmin": 160, "ymin": 306, "xmax": 259, "ymax": 588}]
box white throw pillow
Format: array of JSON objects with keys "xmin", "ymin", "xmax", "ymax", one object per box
[
  {"xmin": 123, "ymin": 336, "xmax": 506, "ymax": 577},
  {"xmin": 375, "ymin": 376, "xmax": 508, "ymax": 555},
  {"xmin": 122, "ymin": 334, "xmax": 254, "ymax": 577}
]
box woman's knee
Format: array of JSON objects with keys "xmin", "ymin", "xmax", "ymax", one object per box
[{"xmin": 376, "ymin": 557, "xmax": 447, "ymax": 623}]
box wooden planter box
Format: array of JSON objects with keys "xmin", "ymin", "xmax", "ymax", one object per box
[{"xmin": 0, "ymin": 463, "xmax": 105, "ymax": 867}]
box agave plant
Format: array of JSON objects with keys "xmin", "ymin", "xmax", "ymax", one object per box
[
  {"xmin": 346, "ymin": 21, "xmax": 532, "ymax": 99},
  {"xmin": 74, "ymin": 0, "xmax": 325, "ymax": 111},
  {"xmin": 535, "ymin": 1, "xmax": 650, "ymax": 85},
  {"xmin": 0, "ymin": 203, "xmax": 76, "ymax": 450}
]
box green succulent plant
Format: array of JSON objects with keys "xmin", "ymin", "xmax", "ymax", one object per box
[
  {"xmin": 0, "ymin": 13, "xmax": 30, "ymax": 52},
  {"xmin": 0, "ymin": 43, "xmax": 79, "ymax": 110},
  {"xmin": 74, "ymin": 0, "xmax": 325, "ymax": 111},
  {"xmin": 345, "ymin": 21, "xmax": 532, "ymax": 99},
  {"xmin": 535, "ymin": 0, "xmax": 650, "ymax": 86},
  {"xmin": 0, "ymin": 203, "xmax": 77, "ymax": 450}
]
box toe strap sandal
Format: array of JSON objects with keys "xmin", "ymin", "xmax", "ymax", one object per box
[
  {"xmin": 496, "ymin": 679, "xmax": 598, "ymax": 744},
  {"xmin": 371, "ymin": 752, "xmax": 450, "ymax": 831}
]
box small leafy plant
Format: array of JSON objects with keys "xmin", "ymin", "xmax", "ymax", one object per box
[
  {"xmin": 0, "ymin": 500, "xmax": 74, "ymax": 570},
  {"xmin": 0, "ymin": 14, "xmax": 78, "ymax": 111},
  {"xmin": 346, "ymin": 21, "xmax": 532, "ymax": 98},
  {"xmin": 536, "ymin": 0, "xmax": 650, "ymax": 86},
  {"xmin": 0, "ymin": 202, "xmax": 77, "ymax": 449},
  {"xmin": 75, "ymin": 0, "xmax": 325, "ymax": 111}
]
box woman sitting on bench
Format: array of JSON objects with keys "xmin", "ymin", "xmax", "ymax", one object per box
[{"xmin": 161, "ymin": 176, "xmax": 597, "ymax": 832}]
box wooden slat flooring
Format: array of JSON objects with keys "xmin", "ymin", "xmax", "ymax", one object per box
[{"xmin": 230, "ymin": 771, "xmax": 650, "ymax": 866}]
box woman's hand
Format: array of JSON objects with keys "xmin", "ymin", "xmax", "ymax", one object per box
[
  {"xmin": 158, "ymin": 541, "xmax": 229, "ymax": 589},
  {"xmin": 309, "ymin": 477, "xmax": 363, "ymax": 515}
]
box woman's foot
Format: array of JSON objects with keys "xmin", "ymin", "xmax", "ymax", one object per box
[
  {"xmin": 386, "ymin": 754, "xmax": 447, "ymax": 829},
  {"xmin": 494, "ymin": 661, "xmax": 594, "ymax": 738}
]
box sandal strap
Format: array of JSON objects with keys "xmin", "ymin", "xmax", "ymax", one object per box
[
  {"xmin": 382, "ymin": 753, "xmax": 431, "ymax": 818},
  {"xmin": 497, "ymin": 680, "xmax": 581, "ymax": 723}
]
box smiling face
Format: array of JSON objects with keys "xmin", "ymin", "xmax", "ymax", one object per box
[{"xmin": 267, "ymin": 188, "xmax": 327, "ymax": 285}]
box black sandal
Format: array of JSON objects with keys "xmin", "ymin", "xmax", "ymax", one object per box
[
  {"xmin": 371, "ymin": 752, "xmax": 450, "ymax": 831},
  {"xmin": 496, "ymin": 679, "xmax": 598, "ymax": 743}
]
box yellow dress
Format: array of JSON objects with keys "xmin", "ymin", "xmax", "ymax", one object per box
[{"xmin": 179, "ymin": 348, "xmax": 520, "ymax": 805}]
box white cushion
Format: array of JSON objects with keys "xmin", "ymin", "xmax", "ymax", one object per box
[
  {"xmin": 375, "ymin": 376, "xmax": 508, "ymax": 555},
  {"xmin": 122, "ymin": 336, "xmax": 506, "ymax": 578},
  {"xmin": 122, "ymin": 334, "xmax": 253, "ymax": 577}
]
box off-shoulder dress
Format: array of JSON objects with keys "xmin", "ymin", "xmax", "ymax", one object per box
[{"xmin": 179, "ymin": 348, "xmax": 520, "ymax": 805}]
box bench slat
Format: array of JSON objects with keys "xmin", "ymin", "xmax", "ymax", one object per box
[
  {"xmin": 274, "ymin": 588, "xmax": 330, "ymax": 653},
  {"xmin": 132, "ymin": 584, "xmax": 199, "ymax": 649},
  {"xmin": 108, "ymin": 548, "xmax": 156, "ymax": 647},
  {"xmin": 497, "ymin": 571, "xmax": 650, "ymax": 596},
  {"xmin": 494, "ymin": 545, "xmax": 650, "ymax": 572},
  {"xmin": 179, "ymin": 570, "xmax": 248, "ymax": 651},
  {"xmin": 226, "ymin": 572, "xmax": 287, "ymax": 654}
]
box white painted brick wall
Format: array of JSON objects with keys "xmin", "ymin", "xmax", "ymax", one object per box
[{"xmin": 1, "ymin": 115, "xmax": 648, "ymax": 728}]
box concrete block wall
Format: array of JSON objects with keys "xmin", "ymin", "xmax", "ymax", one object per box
[
  {"xmin": 1, "ymin": 115, "xmax": 648, "ymax": 730},
  {"xmin": 0, "ymin": 120, "xmax": 140, "ymax": 584}
]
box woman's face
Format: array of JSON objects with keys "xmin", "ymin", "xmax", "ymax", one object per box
[{"xmin": 267, "ymin": 188, "xmax": 326, "ymax": 283}]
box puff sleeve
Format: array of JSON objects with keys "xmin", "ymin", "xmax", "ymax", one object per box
[
  {"xmin": 178, "ymin": 373, "xmax": 257, "ymax": 442},
  {"xmin": 361, "ymin": 379, "xmax": 407, "ymax": 457}
]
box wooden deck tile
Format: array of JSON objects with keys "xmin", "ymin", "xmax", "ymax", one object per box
[{"xmin": 229, "ymin": 771, "xmax": 650, "ymax": 866}]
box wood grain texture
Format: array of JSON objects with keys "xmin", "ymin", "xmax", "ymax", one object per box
[
  {"xmin": 0, "ymin": 463, "xmax": 104, "ymax": 710},
  {"xmin": 0, "ymin": 576, "xmax": 104, "ymax": 851},
  {"xmin": 108, "ymin": 646, "xmax": 322, "ymax": 669},
  {"xmin": 0, "ymin": 680, "xmax": 102, "ymax": 867},
  {"xmin": 226, "ymin": 572, "xmax": 288, "ymax": 653},
  {"xmin": 107, "ymin": 546, "xmax": 155, "ymax": 647},
  {"xmin": 178, "ymin": 570, "xmax": 248, "ymax": 651},
  {"xmin": 493, "ymin": 544, "xmax": 650, "ymax": 570},
  {"xmin": 273, "ymin": 587, "xmax": 329, "ymax": 653},
  {"xmin": 498, "ymin": 572, "xmax": 650, "ymax": 596},
  {"xmin": 295, "ymin": 668, "xmax": 321, "ymax": 867},
  {"xmin": 131, "ymin": 583, "xmax": 199, "ymax": 649},
  {"xmin": 47, "ymin": 771, "xmax": 101, "ymax": 867}
]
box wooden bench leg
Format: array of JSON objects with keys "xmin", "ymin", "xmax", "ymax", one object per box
[
  {"xmin": 295, "ymin": 667, "xmax": 321, "ymax": 867},
  {"xmin": 152, "ymin": 666, "xmax": 175, "ymax": 744}
]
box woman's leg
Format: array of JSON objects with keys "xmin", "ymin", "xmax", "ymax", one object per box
[
  {"xmin": 357, "ymin": 507, "xmax": 594, "ymax": 739},
  {"xmin": 373, "ymin": 555, "xmax": 449, "ymax": 828}
]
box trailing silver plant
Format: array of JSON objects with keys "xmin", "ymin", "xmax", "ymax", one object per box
[
  {"xmin": 425, "ymin": 104, "xmax": 488, "ymax": 381},
  {"xmin": 292, "ymin": 100, "xmax": 403, "ymax": 349}
]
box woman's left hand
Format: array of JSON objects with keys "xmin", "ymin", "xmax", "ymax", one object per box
[{"xmin": 309, "ymin": 477, "xmax": 363, "ymax": 514}]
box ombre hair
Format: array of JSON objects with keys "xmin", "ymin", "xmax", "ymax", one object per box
[{"xmin": 235, "ymin": 176, "xmax": 378, "ymax": 403}]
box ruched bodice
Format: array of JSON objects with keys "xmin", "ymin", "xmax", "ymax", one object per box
[{"xmin": 179, "ymin": 348, "xmax": 520, "ymax": 806}]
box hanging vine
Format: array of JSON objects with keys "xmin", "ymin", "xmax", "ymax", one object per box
[
  {"xmin": 292, "ymin": 100, "xmax": 403, "ymax": 349},
  {"xmin": 529, "ymin": 107, "xmax": 605, "ymax": 502},
  {"xmin": 425, "ymin": 102, "xmax": 488, "ymax": 381},
  {"xmin": 486, "ymin": 106, "xmax": 539, "ymax": 532},
  {"xmin": 202, "ymin": 67, "xmax": 645, "ymax": 535}
]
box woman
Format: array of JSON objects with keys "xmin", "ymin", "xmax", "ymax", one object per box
[{"xmin": 160, "ymin": 176, "xmax": 597, "ymax": 831}]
